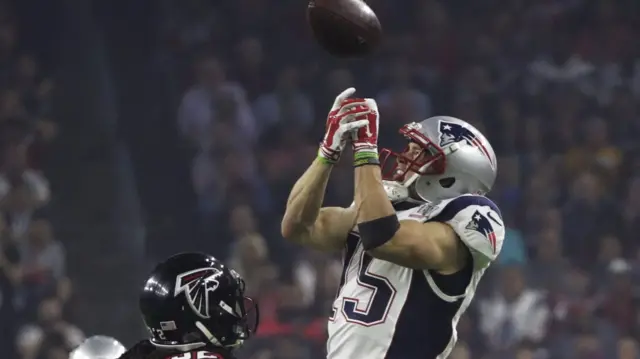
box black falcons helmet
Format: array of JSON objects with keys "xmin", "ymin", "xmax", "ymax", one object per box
[{"xmin": 140, "ymin": 252, "xmax": 259, "ymax": 351}]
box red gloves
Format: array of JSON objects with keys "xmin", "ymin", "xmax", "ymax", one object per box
[
  {"xmin": 318, "ymin": 88, "xmax": 371, "ymax": 164},
  {"xmin": 350, "ymin": 98, "xmax": 380, "ymax": 165},
  {"xmin": 318, "ymin": 88, "xmax": 380, "ymax": 167}
]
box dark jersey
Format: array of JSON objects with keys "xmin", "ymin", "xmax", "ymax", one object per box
[
  {"xmin": 163, "ymin": 350, "xmax": 232, "ymax": 359},
  {"xmin": 118, "ymin": 340, "xmax": 234, "ymax": 359}
]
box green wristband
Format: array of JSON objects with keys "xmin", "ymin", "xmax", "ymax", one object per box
[
  {"xmin": 353, "ymin": 151, "xmax": 380, "ymax": 167},
  {"xmin": 317, "ymin": 147, "xmax": 339, "ymax": 165},
  {"xmin": 317, "ymin": 154, "xmax": 336, "ymax": 165}
]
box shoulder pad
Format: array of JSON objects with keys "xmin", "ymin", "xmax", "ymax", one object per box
[{"xmin": 433, "ymin": 196, "xmax": 504, "ymax": 269}]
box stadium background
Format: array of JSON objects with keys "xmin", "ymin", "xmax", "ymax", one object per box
[{"xmin": 0, "ymin": 0, "xmax": 639, "ymax": 358}]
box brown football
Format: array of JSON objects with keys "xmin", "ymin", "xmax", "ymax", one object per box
[{"xmin": 307, "ymin": 0, "xmax": 382, "ymax": 58}]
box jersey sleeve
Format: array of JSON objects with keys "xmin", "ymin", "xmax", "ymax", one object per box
[{"xmin": 439, "ymin": 196, "xmax": 505, "ymax": 270}]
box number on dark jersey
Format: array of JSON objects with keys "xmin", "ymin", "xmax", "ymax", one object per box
[{"xmin": 167, "ymin": 351, "xmax": 224, "ymax": 359}]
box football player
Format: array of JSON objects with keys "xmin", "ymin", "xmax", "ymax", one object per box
[
  {"xmin": 281, "ymin": 88, "xmax": 504, "ymax": 359},
  {"xmin": 117, "ymin": 252, "xmax": 258, "ymax": 359},
  {"xmin": 69, "ymin": 335, "xmax": 126, "ymax": 359}
]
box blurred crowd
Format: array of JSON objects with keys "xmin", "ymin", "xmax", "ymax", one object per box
[
  {"xmin": 168, "ymin": 0, "xmax": 640, "ymax": 358},
  {"xmin": 0, "ymin": 2, "xmax": 84, "ymax": 359}
]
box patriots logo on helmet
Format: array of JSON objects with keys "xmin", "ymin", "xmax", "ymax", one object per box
[
  {"xmin": 438, "ymin": 121, "xmax": 494, "ymax": 166},
  {"xmin": 174, "ymin": 268, "xmax": 223, "ymax": 319},
  {"xmin": 465, "ymin": 210, "xmax": 497, "ymax": 254}
]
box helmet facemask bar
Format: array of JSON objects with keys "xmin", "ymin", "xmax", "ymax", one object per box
[
  {"xmin": 234, "ymin": 278, "xmax": 259, "ymax": 340},
  {"xmin": 380, "ymin": 123, "xmax": 447, "ymax": 186},
  {"xmin": 240, "ymin": 296, "xmax": 259, "ymax": 338},
  {"xmin": 193, "ymin": 278, "xmax": 260, "ymax": 349},
  {"xmin": 220, "ymin": 278, "xmax": 259, "ymax": 347}
]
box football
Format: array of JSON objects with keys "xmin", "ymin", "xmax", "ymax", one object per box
[{"xmin": 307, "ymin": 0, "xmax": 382, "ymax": 58}]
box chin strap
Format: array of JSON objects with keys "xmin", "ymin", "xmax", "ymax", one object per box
[
  {"xmin": 382, "ymin": 180, "xmax": 425, "ymax": 205},
  {"xmin": 382, "ymin": 180, "xmax": 409, "ymax": 203}
]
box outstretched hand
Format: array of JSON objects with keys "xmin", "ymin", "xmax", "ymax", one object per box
[
  {"xmin": 350, "ymin": 98, "xmax": 379, "ymax": 155},
  {"xmin": 318, "ymin": 88, "xmax": 372, "ymax": 164}
]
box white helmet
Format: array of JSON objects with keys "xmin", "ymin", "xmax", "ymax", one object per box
[
  {"xmin": 380, "ymin": 116, "xmax": 497, "ymax": 203},
  {"xmin": 69, "ymin": 335, "xmax": 126, "ymax": 359}
]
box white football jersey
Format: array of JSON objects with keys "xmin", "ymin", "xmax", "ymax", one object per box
[{"xmin": 326, "ymin": 195, "xmax": 504, "ymax": 359}]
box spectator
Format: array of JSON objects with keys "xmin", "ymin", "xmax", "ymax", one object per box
[
  {"xmin": 170, "ymin": 0, "xmax": 219, "ymax": 52},
  {"xmin": 519, "ymin": 116, "xmax": 545, "ymax": 173},
  {"xmin": 20, "ymin": 219, "xmax": 64, "ymax": 280},
  {"xmin": 12, "ymin": 55, "xmax": 51, "ymax": 118},
  {"xmin": 522, "ymin": 174, "xmax": 559, "ymax": 237},
  {"xmin": 253, "ymin": 65, "xmax": 314, "ymax": 135},
  {"xmin": 526, "ymin": 34, "xmax": 595, "ymax": 95},
  {"xmin": 292, "ymin": 250, "xmax": 341, "ymax": 312},
  {"xmin": 37, "ymin": 332, "xmax": 74, "ymax": 359},
  {"xmin": 493, "ymin": 155, "xmax": 522, "ymax": 215},
  {"xmin": 0, "ymin": 130, "xmax": 50, "ymax": 215},
  {"xmin": 20, "ymin": 218, "xmax": 65, "ymax": 313},
  {"xmin": 593, "ymin": 235, "xmax": 623, "ymax": 282},
  {"xmin": 617, "ymin": 337, "xmax": 639, "ymax": 359},
  {"xmin": 512, "ymin": 341, "xmax": 544, "ymax": 359},
  {"xmin": 260, "ymin": 141, "xmax": 310, "ymax": 208},
  {"xmin": 596, "ymin": 259, "xmax": 638, "ymax": 336},
  {"xmin": 178, "ymin": 55, "xmax": 257, "ymax": 149},
  {"xmin": 563, "ymin": 117, "xmax": 622, "ymax": 182},
  {"xmin": 377, "ymin": 57, "xmax": 432, "ymax": 126},
  {"xmin": 227, "ymin": 204, "xmax": 277, "ymax": 297},
  {"xmin": 619, "ymin": 176, "xmax": 640, "ymax": 250},
  {"xmin": 527, "ymin": 229, "xmax": 570, "ymax": 291},
  {"xmin": 542, "ymin": 207, "xmax": 563, "ymax": 232},
  {"xmin": 608, "ymin": 88, "xmax": 639, "ymax": 146},
  {"xmin": 1, "ymin": 178, "xmax": 49, "ymax": 240},
  {"xmin": 233, "ymin": 37, "xmax": 269, "ymax": 100},
  {"xmin": 570, "ymin": 329, "xmax": 606, "ymax": 359},
  {"xmin": 562, "ymin": 172, "xmax": 616, "ymax": 264},
  {"xmin": 192, "ymin": 149, "xmax": 270, "ymax": 217},
  {"xmin": 0, "ymin": 214, "xmax": 21, "ymax": 358},
  {"xmin": 479, "ymin": 265, "xmax": 550, "ymax": 351},
  {"xmin": 16, "ymin": 296, "xmax": 83, "ymax": 359},
  {"xmin": 551, "ymin": 266, "xmax": 596, "ymax": 332}
]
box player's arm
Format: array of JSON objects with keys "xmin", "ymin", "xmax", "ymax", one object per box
[
  {"xmin": 281, "ymin": 88, "xmax": 370, "ymax": 252},
  {"xmin": 281, "ymin": 158, "xmax": 357, "ymax": 252},
  {"xmin": 354, "ymin": 165, "xmax": 468, "ymax": 271},
  {"xmin": 348, "ymin": 98, "xmax": 468, "ymax": 271}
]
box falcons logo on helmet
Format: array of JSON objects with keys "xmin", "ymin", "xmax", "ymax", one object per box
[
  {"xmin": 174, "ymin": 268, "xmax": 223, "ymax": 319},
  {"xmin": 438, "ymin": 120, "xmax": 494, "ymax": 167},
  {"xmin": 465, "ymin": 210, "xmax": 498, "ymax": 254}
]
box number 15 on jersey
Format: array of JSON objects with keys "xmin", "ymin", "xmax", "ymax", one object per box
[{"xmin": 330, "ymin": 249, "xmax": 397, "ymax": 326}]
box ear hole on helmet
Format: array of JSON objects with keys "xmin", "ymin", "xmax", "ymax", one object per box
[{"xmin": 439, "ymin": 177, "xmax": 456, "ymax": 188}]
